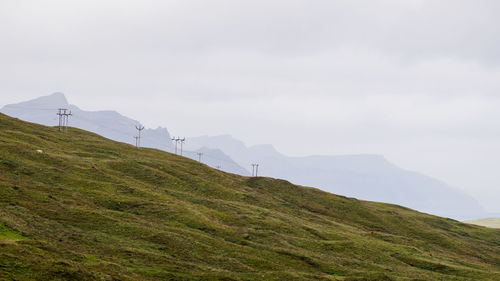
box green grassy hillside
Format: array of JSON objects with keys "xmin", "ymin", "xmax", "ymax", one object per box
[{"xmin": 0, "ymin": 113, "xmax": 499, "ymax": 280}]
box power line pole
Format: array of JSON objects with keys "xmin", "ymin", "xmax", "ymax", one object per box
[
  {"xmin": 134, "ymin": 136, "xmax": 140, "ymax": 148},
  {"xmin": 171, "ymin": 137, "xmax": 178, "ymax": 154},
  {"xmin": 196, "ymin": 152, "xmax": 203, "ymax": 162},
  {"xmin": 57, "ymin": 109, "xmax": 63, "ymax": 131},
  {"xmin": 171, "ymin": 137, "xmax": 186, "ymax": 155},
  {"xmin": 251, "ymin": 164, "xmax": 259, "ymax": 177},
  {"xmin": 135, "ymin": 125, "xmax": 145, "ymax": 148},
  {"xmin": 57, "ymin": 108, "xmax": 72, "ymax": 132},
  {"xmin": 180, "ymin": 137, "xmax": 185, "ymax": 156},
  {"xmin": 64, "ymin": 109, "xmax": 71, "ymax": 128}
]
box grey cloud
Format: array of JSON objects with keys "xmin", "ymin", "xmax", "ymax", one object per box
[{"xmin": 3, "ymin": 0, "xmax": 500, "ymax": 63}]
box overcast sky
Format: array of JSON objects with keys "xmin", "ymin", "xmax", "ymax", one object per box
[{"xmin": 1, "ymin": 0, "xmax": 500, "ymax": 213}]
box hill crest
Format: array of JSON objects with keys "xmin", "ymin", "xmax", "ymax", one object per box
[{"xmin": 0, "ymin": 113, "xmax": 499, "ymax": 280}]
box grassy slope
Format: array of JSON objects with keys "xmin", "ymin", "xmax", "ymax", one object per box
[
  {"xmin": 465, "ymin": 218, "xmax": 500, "ymax": 229},
  {"xmin": 0, "ymin": 113, "xmax": 499, "ymax": 281}
]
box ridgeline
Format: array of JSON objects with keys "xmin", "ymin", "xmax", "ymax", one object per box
[{"xmin": 0, "ymin": 113, "xmax": 499, "ymax": 280}]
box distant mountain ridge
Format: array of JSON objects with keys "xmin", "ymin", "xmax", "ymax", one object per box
[
  {"xmin": 1, "ymin": 93, "xmax": 249, "ymax": 176},
  {"xmin": 186, "ymin": 135, "xmax": 486, "ymax": 220},
  {"xmin": 1, "ymin": 92, "xmax": 172, "ymax": 151},
  {"xmin": 1, "ymin": 93, "xmax": 487, "ymax": 220},
  {"xmin": 183, "ymin": 147, "xmax": 251, "ymax": 176}
]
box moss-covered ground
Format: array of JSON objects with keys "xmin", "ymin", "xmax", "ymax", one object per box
[{"xmin": 0, "ymin": 113, "xmax": 499, "ymax": 280}]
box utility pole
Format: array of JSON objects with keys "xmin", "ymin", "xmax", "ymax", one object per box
[
  {"xmin": 171, "ymin": 137, "xmax": 178, "ymax": 154},
  {"xmin": 171, "ymin": 137, "xmax": 186, "ymax": 155},
  {"xmin": 64, "ymin": 109, "xmax": 71, "ymax": 128},
  {"xmin": 196, "ymin": 152, "xmax": 203, "ymax": 162},
  {"xmin": 251, "ymin": 164, "xmax": 259, "ymax": 177},
  {"xmin": 180, "ymin": 137, "xmax": 185, "ymax": 156},
  {"xmin": 135, "ymin": 125, "xmax": 145, "ymax": 148},
  {"xmin": 57, "ymin": 109, "xmax": 63, "ymax": 131},
  {"xmin": 57, "ymin": 108, "xmax": 72, "ymax": 132},
  {"xmin": 134, "ymin": 136, "xmax": 140, "ymax": 148}
]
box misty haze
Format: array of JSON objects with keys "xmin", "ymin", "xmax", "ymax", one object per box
[{"xmin": 1, "ymin": 1, "xmax": 499, "ymax": 280}]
